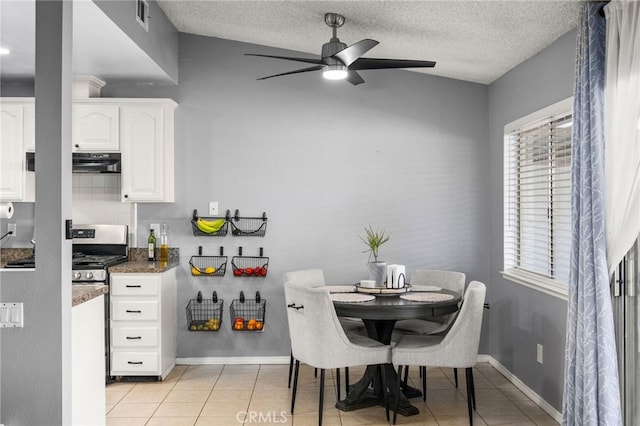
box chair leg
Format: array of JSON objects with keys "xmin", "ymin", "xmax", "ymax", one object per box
[
  {"xmin": 319, "ymin": 369, "xmax": 325, "ymax": 426},
  {"xmin": 402, "ymin": 365, "xmax": 409, "ymax": 390},
  {"xmin": 336, "ymin": 368, "xmax": 341, "ymax": 401},
  {"xmin": 469, "ymin": 368, "xmax": 476, "ymax": 410},
  {"xmin": 393, "ymin": 366, "xmax": 402, "ymax": 425},
  {"xmin": 422, "ymin": 366, "xmax": 427, "ymax": 402},
  {"xmin": 288, "ymin": 352, "xmax": 294, "ymax": 388},
  {"xmin": 291, "ymin": 360, "xmax": 300, "ymax": 414},
  {"xmin": 454, "ymin": 367, "xmax": 459, "ymax": 388},
  {"xmin": 345, "ymin": 367, "xmax": 350, "ymax": 395},
  {"xmin": 379, "ymin": 364, "xmax": 390, "ymax": 422},
  {"xmin": 465, "ymin": 367, "xmax": 474, "ymax": 426}
]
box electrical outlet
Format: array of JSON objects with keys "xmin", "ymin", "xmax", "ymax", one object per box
[
  {"xmin": 536, "ymin": 344, "xmax": 544, "ymax": 364},
  {"xmin": 209, "ymin": 201, "xmax": 219, "ymax": 216},
  {"xmin": 7, "ymin": 223, "xmax": 16, "ymax": 237}
]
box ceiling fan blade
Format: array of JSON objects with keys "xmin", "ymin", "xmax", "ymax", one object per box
[
  {"xmin": 332, "ymin": 39, "xmax": 379, "ymax": 66},
  {"xmin": 256, "ymin": 65, "xmax": 323, "ymax": 81},
  {"xmin": 350, "ymin": 58, "xmax": 436, "ymax": 70},
  {"xmin": 346, "ymin": 71, "xmax": 365, "ymax": 86},
  {"xmin": 245, "ymin": 53, "xmax": 325, "ymax": 65}
]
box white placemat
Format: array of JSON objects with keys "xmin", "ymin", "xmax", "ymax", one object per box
[
  {"xmin": 399, "ymin": 293, "xmax": 454, "ymax": 302},
  {"xmin": 330, "ymin": 293, "xmax": 376, "ymax": 303},
  {"xmin": 324, "ymin": 285, "xmax": 357, "ymax": 293},
  {"xmin": 411, "ymin": 285, "xmax": 442, "ymax": 292}
]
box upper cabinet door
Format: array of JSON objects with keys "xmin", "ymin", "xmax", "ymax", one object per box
[
  {"xmin": 72, "ymin": 104, "xmax": 119, "ymax": 152},
  {"xmin": 0, "ymin": 104, "xmax": 26, "ymax": 201},
  {"xmin": 120, "ymin": 102, "xmax": 175, "ymax": 202}
]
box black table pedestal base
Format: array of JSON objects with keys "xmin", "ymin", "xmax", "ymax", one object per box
[{"xmin": 334, "ymin": 363, "xmax": 420, "ymax": 417}]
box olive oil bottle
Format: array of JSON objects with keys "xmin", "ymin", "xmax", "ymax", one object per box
[
  {"xmin": 148, "ymin": 229, "xmax": 156, "ymax": 261},
  {"xmin": 159, "ymin": 222, "xmax": 169, "ymax": 265}
]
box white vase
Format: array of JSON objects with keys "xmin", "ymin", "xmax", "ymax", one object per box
[{"xmin": 368, "ymin": 261, "xmax": 387, "ymax": 287}]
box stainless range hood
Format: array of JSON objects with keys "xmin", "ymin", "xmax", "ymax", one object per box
[{"xmin": 26, "ymin": 152, "xmax": 121, "ymax": 173}]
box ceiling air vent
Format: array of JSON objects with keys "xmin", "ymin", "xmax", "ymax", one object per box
[{"xmin": 136, "ymin": 0, "xmax": 149, "ymax": 32}]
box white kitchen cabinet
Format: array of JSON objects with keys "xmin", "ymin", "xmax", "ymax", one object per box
[
  {"xmin": 72, "ymin": 294, "xmax": 105, "ymax": 426},
  {"xmin": 0, "ymin": 99, "xmax": 35, "ymax": 202},
  {"xmin": 72, "ymin": 103, "xmax": 120, "ymax": 151},
  {"xmin": 109, "ymin": 269, "xmax": 177, "ymax": 379},
  {"xmin": 120, "ymin": 100, "xmax": 176, "ymax": 202}
]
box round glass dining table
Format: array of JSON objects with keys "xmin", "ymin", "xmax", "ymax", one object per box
[{"xmin": 332, "ymin": 288, "xmax": 462, "ymax": 417}]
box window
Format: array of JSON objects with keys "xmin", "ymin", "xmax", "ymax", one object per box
[{"xmin": 503, "ymin": 98, "xmax": 573, "ymax": 299}]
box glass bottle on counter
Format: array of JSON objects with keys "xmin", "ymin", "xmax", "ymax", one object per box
[
  {"xmin": 159, "ymin": 222, "xmax": 169, "ymax": 265},
  {"xmin": 148, "ymin": 229, "xmax": 156, "ymax": 261}
]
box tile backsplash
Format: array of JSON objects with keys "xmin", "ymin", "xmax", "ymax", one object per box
[{"xmin": 72, "ymin": 174, "xmax": 133, "ymax": 226}]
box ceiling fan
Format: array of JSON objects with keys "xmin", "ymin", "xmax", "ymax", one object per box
[{"xmin": 246, "ymin": 13, "xmax": 436, "ymax": 85}]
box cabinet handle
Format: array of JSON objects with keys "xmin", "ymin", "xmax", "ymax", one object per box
[
  {"xmin": 127, "ymin": 361, "xmax": 143, "ymax": 365},
  {"xmin": 125, "ymin": 285, "xmax": 142, "ymax": 288},
  {"xmin": 126, "ymin": 309, "xmax": 142, "ymax": 313},
  {"xmin": 126, "ymin": 336, "xmax": 142, "ymax": 340},
  {"xmin": 74, "ymin": 144, "xmax": 79, "ymax": 148},
  {"xmin": 123, "ymin": 194, "xmax": 129, "ymax": 199}
]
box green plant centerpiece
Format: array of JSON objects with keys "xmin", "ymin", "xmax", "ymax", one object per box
[{"xmin": 360, "ymin": 225, "xmax": 390, "ymax": 286}]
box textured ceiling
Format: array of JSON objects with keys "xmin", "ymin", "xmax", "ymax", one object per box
[{"xmin": 157, "ymin": 0, "xmax": 583, "ymax": 85}]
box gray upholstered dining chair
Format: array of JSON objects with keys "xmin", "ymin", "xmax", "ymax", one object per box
[
  {"xmin": 284, "ymin": 280, "xmax": 392, "ymax": 425},
  {"xmin": 283, "ymin": 269, "xmax": 360, "ymax": 399},
  {"xmin": 391, "ymin": 281, "xmax": 487, "ymax": 425},
  {"xmin": 394, "ymin": 269, "xmax": 466, "ymax": 387}
]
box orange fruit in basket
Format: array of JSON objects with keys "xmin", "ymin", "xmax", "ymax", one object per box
[{"xmin": 255, "ymin": 321, "xmax": 263, "ymax": 330}]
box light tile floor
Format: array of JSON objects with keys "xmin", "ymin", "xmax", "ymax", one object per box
[{"xmin": 106, "ymin": 362, "xmax": 560, "ymax": 425}]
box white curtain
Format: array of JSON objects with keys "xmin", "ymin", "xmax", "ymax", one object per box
[{"xmin": 604, "ymin": 0, "xmax": 640, "ymax": 276}]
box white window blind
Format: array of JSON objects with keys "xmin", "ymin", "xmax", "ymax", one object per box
[{"xmin": 504, "ymin": 107, "xmax": 572, "ymax": 285}]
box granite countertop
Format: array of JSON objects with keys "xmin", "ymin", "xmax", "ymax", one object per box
[
  {"xmin": 72, "ymin": 284, "xmax": 108, "ymax": 307},
  {"xmin": 0, "ymin": 248, "xmax": 34, "ymax": 269},
  {"xmin": 108, "ymin": 248, "xmax": 180, "ymax": 274}
]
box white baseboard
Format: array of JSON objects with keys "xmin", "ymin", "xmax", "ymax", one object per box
[
  {"xmin": 176, "ymin": 354, "xmax": 561, "ymax": 423},
  {"xmin": 477, "ymin": 354, "xmax": 562, "ymax": 423},
  {"xmin": 176, "ymin": 356, "xmax": 290, "ymax": 365}
]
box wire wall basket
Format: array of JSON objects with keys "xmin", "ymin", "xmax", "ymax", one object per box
[
  {"xmin": 187, "ymin": 291, "xmax": 223, "ymax": 331},
  {"xmin": 229, "ymin": 210, "xmax": 267, "ymax": 237},
  {"xmin": 231, "ymin": 247, "xmax": 269, "ymax": 277},
  {"xmin": 189, "ymin": 246, "xmax": 227, "ymax": 277},
  {"xmin": 229, "ymin": 291, "xmax": 265, "ymax": 332},
  {"xmin": 191, "ymin": 209, "xmax": 230, "ymax": 237}
]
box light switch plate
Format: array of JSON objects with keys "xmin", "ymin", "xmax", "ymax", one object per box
[
  {"xmin": 209, "ymin": 201, "xmax": 219, "ymax": 216},
  {"xmin": 0, "ymin": 303, "xmax": 24, "ymax": 328}
]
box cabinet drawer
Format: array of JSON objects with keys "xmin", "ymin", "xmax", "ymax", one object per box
[
  {"xmin": 112, "ymin": 301, "xmax": 158, "ymax": 321},
  {"xmin": 111, "ymin": 327, "xmax": 159, "ymax": 348},
  {"xmin": 111, "ymin": 351, "xmax": 159, "ymax": 374},
  {"xmin": 111, "ymin": 275, "xmax": 159, "ymax": 296}
]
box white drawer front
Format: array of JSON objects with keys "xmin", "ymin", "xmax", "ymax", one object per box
[
  {"xmin": 112, "ymin": 301, "xmax": 158, "ymax": 321},
  {"xmin": 111, "ymin": 351, "xmax": 159, "ymax": 374},
  {"xmin": 111, "ymin": 327, "xmax": 159, "ymax": 348},
  {"xmin": 111, "ymin": 275, "xmax": 159, "ymax": 296}
]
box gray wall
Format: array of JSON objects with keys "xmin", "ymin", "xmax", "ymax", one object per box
[
  {"xmin": 1, "ymin": 2, "xmax": 74, "ymax": 424},
  {"xmin": 104, "ymin": 34, "xmax": 491, "ymax": 358},
  {"xmin": 94, "ymin": 0, "xmax": 179, "ymax": 83},
  {"xmin": 486, "ymin": 29, "xmax": 577, "ymax": 411}
]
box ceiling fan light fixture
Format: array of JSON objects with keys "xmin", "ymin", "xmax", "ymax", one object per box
[{"xmin": 323, "ymin": 65, "xmax": 348, "ymax": 80}]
